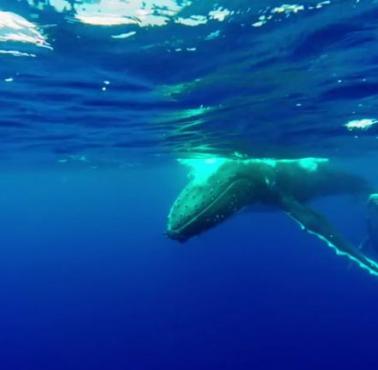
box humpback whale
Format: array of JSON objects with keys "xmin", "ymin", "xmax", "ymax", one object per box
[{"xmin": 167, "ymin": 157, "xmax": 378, "ymax": 276}]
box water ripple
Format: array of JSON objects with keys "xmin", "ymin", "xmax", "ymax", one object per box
[{"xmin": 1, "ymin": 0, "xmax": 378, "ymax": 166}]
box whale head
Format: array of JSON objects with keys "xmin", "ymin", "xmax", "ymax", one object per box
[{"xmin": 167, "ymin": 158, "xmax": 255, "ymax": 242}]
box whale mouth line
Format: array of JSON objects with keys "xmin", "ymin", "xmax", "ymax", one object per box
[{"xmin": 169, "ymin": 179, "xmax": 244, "ymax": 237}]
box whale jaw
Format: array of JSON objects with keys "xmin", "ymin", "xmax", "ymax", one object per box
[{"xmin": 167, "ymin": 175, "xmax": 255, "ymax": 242}]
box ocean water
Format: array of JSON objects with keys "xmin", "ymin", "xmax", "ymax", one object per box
[{"xmin": 1, "ymin": 1, "xmax": 378, "ymax": 369}]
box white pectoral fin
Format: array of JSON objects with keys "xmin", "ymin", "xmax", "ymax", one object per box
[
  {"xmin": 278, "ymin": 195, "xmax": 378, "ymax": 277},
  {"xmin": 367, "ymin": 193, "xmax": 378, "ymax": 255}
]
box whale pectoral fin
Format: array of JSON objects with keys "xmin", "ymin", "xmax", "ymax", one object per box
[
  {"xmin": 278, "ymin": 195, "xmax": 378, "ymax": 276},
  {"xmin": 366, "ymin": 193, "xmax": 378, "ymax": 256}
]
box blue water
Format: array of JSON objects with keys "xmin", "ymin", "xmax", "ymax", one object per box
[{"xmin": 1, "ymin": 1, "xmax": 378, "ymax": 369}]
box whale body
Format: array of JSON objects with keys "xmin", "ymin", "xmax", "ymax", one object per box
[{"xmin": 167, "ymin": 157, "xmax": 378, "ymax": 276}]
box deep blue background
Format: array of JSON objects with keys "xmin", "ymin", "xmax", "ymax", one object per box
[
  {"xmin": 0, "ymin": 163, "xmax": 377, "ymax": 370},
  {"xmin": 2, "ymin": 1, "xmax": 378, "ymax": 368}
]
